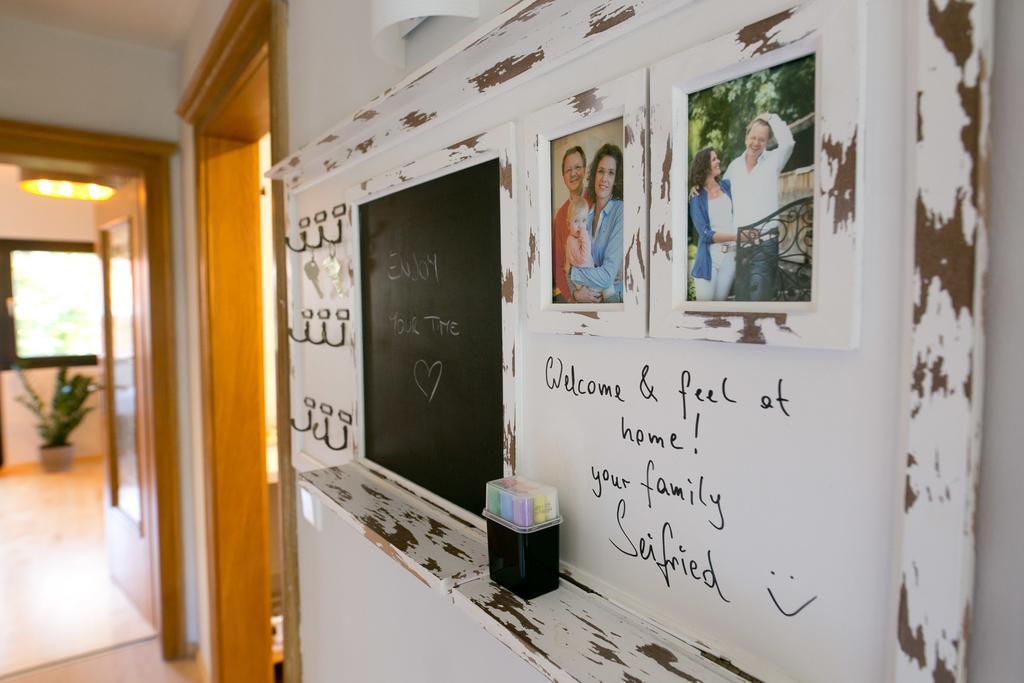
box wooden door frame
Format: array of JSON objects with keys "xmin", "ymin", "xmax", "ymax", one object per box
[
  {"xmin": 178, "ymin": 0, "xmax": 300, "ymax": 681},
  {"xmin": 0, "ymin": 119, "xmax": 185, "ymax": 658}
]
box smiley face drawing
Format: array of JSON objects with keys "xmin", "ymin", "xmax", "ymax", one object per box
[{"xmin": 767, "ymin": 570, "xmax": 817, "ymax": 617}]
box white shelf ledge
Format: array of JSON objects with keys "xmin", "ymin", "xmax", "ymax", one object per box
[
  {"xmin": 300, "ymin": 463, "xmax": 489, "ymax": 592},
  {"xmin": 300, "ymin": 463, "xmax": 755, "ymax": 682},
  {"xmin": 452, "ymin": 577, "xmax": 749, "ymax": 683}
]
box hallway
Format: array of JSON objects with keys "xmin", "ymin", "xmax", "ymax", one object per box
[
  {"xmin": 0, "ymin": 458, "xmax": 155, "ymax": 678},
  {"xmin": 3, "ymin": 638, "xmax": 198, "ymax": 683}
]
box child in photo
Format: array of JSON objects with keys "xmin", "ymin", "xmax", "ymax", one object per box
[{"xmin": 563, "ymin": 197, "xmax": 593, "ymax": 287}]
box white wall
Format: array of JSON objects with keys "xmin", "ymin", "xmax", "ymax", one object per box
[
  {"xmin": 970, "ymin": 0, "xmax": 1024, "ymax": 679},
  {"xmin": 287, "ymin": 0, "xmax": 511, "ymax": 152},
  {"xmin": 174, "ymin": 119, "xmax": 205, "ymax": 659},
  {"xmin": 180, "ymin": 0, "xmax": 232, "ymax": 90},
  {"xmin": 0, "ymin": 16, "xmax": 178, "ymax": 140},
  {"xmin": 284, "ymin": 0, "xmax": 1022, "ymax": 682},
  {"xmin": 297, "ymin": 493, "xmax": 546, "ymax": 683},
  {"xmin": 401, "ymin": 0, "xmax": 512, "ymax": 68},
  {"xmin": 176, "ymin": 0, "xmax": 231, "ymax": 670},
  {"xmin": 0, "ymin": 164, "xmax": 97, "ymax": 240},
  {"xmin": 287, "ymin": 0, "xmax": 404, "ymax": 151}
]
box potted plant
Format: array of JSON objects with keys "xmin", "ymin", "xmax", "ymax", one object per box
[{"xmin": 15, "ymin": 366, "xmax": 99, "ymax": 472}]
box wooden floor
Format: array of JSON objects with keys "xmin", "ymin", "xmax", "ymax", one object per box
[
  {"xmin": 2, "ymin": 638, "xmax": 200, "ymax": 683},
  {"xmin": 0, "ymin": 458, "xmax": 157, "ymax": 678}
]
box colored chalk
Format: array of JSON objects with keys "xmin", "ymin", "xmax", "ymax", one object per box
[
  {"xmin": 512, "ymin": 496, "xmax": 534, "ymax": 527},
  {"xmin": 532, "ymin": 492, "xmax": 547, "ymax": 523},
  {"xmin": 486, "ymin": 485, "xmax": 502, "ymax": 515},
  {"xmin": 483, "ymin": 475, "xmax": 560, "ymax": 531},
  {"xmin": 499, "ymin": 489, "xmax": 513, "ymax": 522}
]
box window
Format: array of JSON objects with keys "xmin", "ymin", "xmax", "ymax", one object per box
[{"xmin": 0, "ymin": 240, "xmax": 101, "ymax": 369}]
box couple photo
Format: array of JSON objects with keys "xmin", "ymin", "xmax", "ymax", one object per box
[
  {"xmin": 549, "ymin": 117, "xmax": 625, "ymax": 305},
  {"xmin": 687, "ymin": 53, "xmax": 816, "ymax": 304}
]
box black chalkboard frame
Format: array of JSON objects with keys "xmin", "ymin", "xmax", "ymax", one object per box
[{"xmin": 347, "ymin": 125, "xmax": 520, "ymax": 526}]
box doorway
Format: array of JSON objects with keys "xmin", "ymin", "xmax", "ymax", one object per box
[
  {"xmin": 0, "ymin": 122, "xmax": 182, "ymax": 676},
  {"xmin": 177, "ymin": 0, "xmax": 296, "ymax": 680}
]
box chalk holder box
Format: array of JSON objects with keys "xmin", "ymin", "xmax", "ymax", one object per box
[{"xmin": 483, "ymin": 476, "xmax": 562, "ymax": 600}]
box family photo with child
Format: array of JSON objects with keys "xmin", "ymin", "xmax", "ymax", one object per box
[{"xmin": 549, "ymin": 117, "xmax": 625, "ymax": 305}]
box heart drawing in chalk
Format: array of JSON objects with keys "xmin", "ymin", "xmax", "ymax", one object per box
[{"xmin": 413, "ymin": 360, "xmax": 443, "ymax": 402}]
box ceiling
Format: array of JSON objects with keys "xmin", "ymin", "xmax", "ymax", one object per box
[{"xmin": 0, "ymin": 0, "xmax": 201, "ymax": 51}]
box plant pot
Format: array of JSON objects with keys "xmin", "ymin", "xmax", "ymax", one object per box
[{"xmin": 39, "ymin": 444, "xmax": 74, "ymax": 472}]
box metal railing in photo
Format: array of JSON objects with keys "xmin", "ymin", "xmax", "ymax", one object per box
[
  {"xmin": 288, "ymin": 307, "xmax": 350, "ymax": 347},
  {"xmin": 735, "ymin": 196, "xmax": 813, "ymax": 302},
  {"xmin": 289, "ymin": 396, "xmax": 353, "ymax": 451},
  {"xmin": 285, "ymin": 203, "xmax": 347, "ymax": 252}
]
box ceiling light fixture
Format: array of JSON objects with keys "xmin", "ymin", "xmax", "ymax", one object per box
[{"xmin": 18, "ymin": 170, "xmax": 116, "ymax": 201}]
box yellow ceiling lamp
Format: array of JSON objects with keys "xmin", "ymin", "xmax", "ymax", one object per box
[{"xmin": 18, "ymin": 169, "xmax": 116, "ymax": 201}]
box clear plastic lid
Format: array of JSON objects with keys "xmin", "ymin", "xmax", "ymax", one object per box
[{"xmin": 483, "ymin": 475, "xmax": 561, "ymax": 533}]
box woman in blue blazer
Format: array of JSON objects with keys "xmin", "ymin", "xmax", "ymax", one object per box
[{"xmin": 689, "ymin": 147, "xmax": 738, "ymax": 301}]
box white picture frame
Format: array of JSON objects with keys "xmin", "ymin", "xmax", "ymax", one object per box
[
  {"xmin": 524, "ymin": 68, "xmax": 648, "ymax": 338},
  {"xmin": 648, "ymin": 1, "xmax": 864, "ymax": 348}
]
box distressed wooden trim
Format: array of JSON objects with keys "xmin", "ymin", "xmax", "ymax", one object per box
[
  {"xmin": 268, "ymin": 0, "xmax": 695, "ymax": 187},
  {"xmin": 299, "ymin": 463, "xmax": 490, "ymax": 592},
  {"xmin": 451, "ymin": 578, "xmax": 749, "ymax": 683},
  {"xmin": 893, "ymin": 1, "xmax": 992, "ymax": 681}
]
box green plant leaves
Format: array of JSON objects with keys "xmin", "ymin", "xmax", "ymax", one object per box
[{"xmin": 15, "ymin": 365, "xmax": 99, "ymax": 447}]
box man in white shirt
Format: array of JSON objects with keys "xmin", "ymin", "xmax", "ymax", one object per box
[{"xmin": 723, "ymin": 113, "xmax": 794, "ymax": 301}]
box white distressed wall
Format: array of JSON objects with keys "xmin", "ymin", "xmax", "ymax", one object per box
[
  {"xmin": 288, "ymin": 1, "xmax": 887, "ymax": 682},
  {"xmin": 283, "ymin": 0, "xmax": 1020, "ymax": 681}
]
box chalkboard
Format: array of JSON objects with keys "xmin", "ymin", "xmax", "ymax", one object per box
[{"xmin": 358, "ymin": 159, "xmax": 504, "ymax": 514}]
